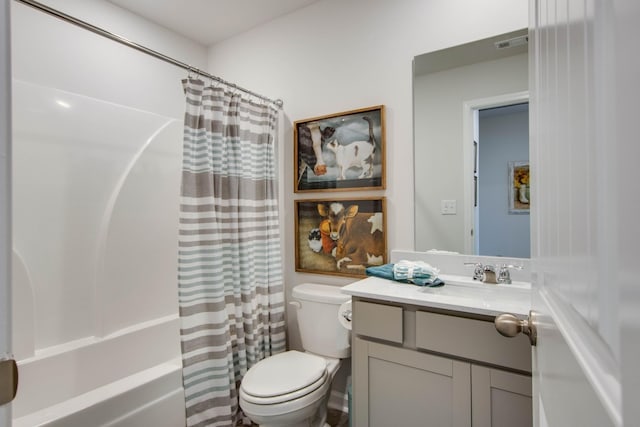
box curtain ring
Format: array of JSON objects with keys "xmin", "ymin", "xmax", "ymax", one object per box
[
  {"xmin": 188, "ymin": 67, "xmax": 201, "ymax": 82},
  {"xmin": 229, "ymin": 84, "xmax": 240, "ymax": 97}
]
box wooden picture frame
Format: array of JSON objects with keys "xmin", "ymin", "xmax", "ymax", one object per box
[
  {"xmin": 294, "ymin": 105, "xmax": 386, "ymax": 192},
  {"xmin": 509, "ymin": 161, "xmax": 530, "ymax": 214},
  {"xmin": 295, "ymin": 197, "xmax": 387, "ymax": 277}
]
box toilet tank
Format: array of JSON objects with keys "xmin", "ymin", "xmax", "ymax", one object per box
[{"xmin": 292, "ymin": 283, "xmax": 351, "ymax": 359}]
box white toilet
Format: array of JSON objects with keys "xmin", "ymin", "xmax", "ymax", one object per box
[{"xmin": 239, "ymin": 283, "xmax": 351, "ymax": 427}]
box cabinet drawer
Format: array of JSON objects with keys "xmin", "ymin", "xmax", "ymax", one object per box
[
  {"xmin": 353, "ymin": 300, "xmax": 403, "ymax": 344},
  {"xmin": 416, "ymin": 311, "xmax": 531, "ymax": 373}
]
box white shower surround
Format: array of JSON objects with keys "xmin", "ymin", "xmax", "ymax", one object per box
[
  {"xmin": 10, "ymin": 1, "xmax": 208, "ymax": 423},
  {"xmin": 12, "ymin": 316, "xmax": 184, "ymax": 426},
  {"xmin": 10, "ymin": 79, "xmax": 187, "ymax": 424}
]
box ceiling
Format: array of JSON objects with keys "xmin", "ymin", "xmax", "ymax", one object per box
[{"xmin": 107, "ymin": 0, "xmax": 321, "ymax": 46}]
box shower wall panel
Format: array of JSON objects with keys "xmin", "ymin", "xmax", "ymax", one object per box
[
  {"xmin": 9, "ymin": 1, "xmax": 207, "ymax": 422},
  {"xmin": 10, "ymin": 1, "xmax": 199, "ymax": 359},
  {"xmin": 12, "ymin": 81, "xmax": 182, "ymax": 352}
]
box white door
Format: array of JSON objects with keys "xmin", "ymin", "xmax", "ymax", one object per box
[
  {"xmin": 0, "ymin": 0, "xmax": 14, "ymax": 425},
  {"xmin": 527, "ymin": 0, "xmax": 640, "ymax": 426}
]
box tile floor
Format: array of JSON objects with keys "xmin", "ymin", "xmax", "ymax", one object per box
[{"xmin": 327, "ymin": 408, "xmax": 350, "ymax": 426}]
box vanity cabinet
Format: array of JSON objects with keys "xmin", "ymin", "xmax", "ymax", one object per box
[{"xmin": 351, "ymin": 299, "xmax": 532, "ymax": 427}]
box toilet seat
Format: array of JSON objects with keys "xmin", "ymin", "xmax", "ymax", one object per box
[
  {"xmin": 240, "ymin": 351, "xmax": 328, "ymax": 405},
  {"xmin": 241, "ymin": 370, "xmax": 328, "ymax": 405}
]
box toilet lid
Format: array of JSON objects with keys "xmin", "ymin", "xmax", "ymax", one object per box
[{"xmin": 241, "ymin": 351, "xmax": 327, "ymax": 400}]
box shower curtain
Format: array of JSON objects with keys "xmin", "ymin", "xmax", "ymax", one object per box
[{"xmin": 178, "ymin": 78, "xmax": 286, "ymax": 427}]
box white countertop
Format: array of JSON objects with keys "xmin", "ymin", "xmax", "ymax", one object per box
[{"xmin": 341, "ymin": 274, "xmax": 532, "ymax": 317}]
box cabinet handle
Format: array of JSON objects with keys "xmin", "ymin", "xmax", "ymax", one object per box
[{"xmin": 494, "ymin": 311, "xmax": 538, "ymax": 346}]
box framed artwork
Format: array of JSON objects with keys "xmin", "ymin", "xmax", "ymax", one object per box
[
  {"xmin": 294, "ymin": 105, "xmax": 386, "ymax": 192},
  {"xmin": 509, "ymin": 161, "xmax": 530, "ymax": 214},
  {"xmin": 295, "ymin": 197, "xmax": 387, "ymax": 277}
]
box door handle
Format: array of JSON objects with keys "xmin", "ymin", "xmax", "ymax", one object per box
[
  {"xmin": 494, "ymin": 310, "xmax": 538, "ymax": 346},
  {"xmin": 0, "ymin": 357, "xmax": 18, "ymax": 405}
]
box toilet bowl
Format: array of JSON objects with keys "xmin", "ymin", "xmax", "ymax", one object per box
[
  {"xmin": 239, "ymin": 351, "xmax": 340, "ymax": 427},
  {"xmin": 239, "ymin": 283, "xmax": 351, "ymax": 427}
]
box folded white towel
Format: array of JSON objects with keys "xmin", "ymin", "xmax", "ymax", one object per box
[{"xmin": 393, "ymin": 260, "xmax": 440, "ymax": 285}]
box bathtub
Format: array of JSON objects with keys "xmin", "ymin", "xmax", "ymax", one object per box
[{"xmin": 12, "ymin": 315, "xmax": 186, "ymax": 427}]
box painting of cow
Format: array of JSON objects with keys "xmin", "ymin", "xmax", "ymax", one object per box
[{"xmin": 295, "ymin": 197, "xmax": 387, "ymax": 277}]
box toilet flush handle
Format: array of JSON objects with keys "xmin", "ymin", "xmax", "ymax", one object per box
[{"xmin": 289, "ymin": 301, "xmax": 302, "ymax": 310}]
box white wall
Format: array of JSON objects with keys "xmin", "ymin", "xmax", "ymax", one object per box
[
  {"xmin": 204, "ymin": 0, "xmax": 528, "ymax": 347},
  {"xmin": 11, "ymin": 0, "xmax": 206, "ymax": 356},
  {"xmin": 12, "ymin": 0, "xmax": 207, "ymax": 117}
]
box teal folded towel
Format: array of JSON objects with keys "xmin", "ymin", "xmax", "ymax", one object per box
[
  {"xmin": 366, "ymin": 261, "xmax": 444, "ymax": 287},
  {"xmin": 365, "ymin": 263, "xmax": 395, "ymax": 280}
]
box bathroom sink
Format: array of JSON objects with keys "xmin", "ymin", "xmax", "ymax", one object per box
[
  {"xmin": 342, "ymin": 274, "xmax": 532, "ymax": 317},
  {"xmin": 434, "ymin": 274, "xmax": 529, "ymax": 291},
  {"xmin": 424, "ymin": 276, "xmax": 528, "ymax": 295},
  {"xmin": 418, "ymin": 274, "xmax": 531, "ymax": 313}
]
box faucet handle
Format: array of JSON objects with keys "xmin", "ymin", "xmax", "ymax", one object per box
[
  {"xmin": 497, "ymin": 264, "xmax": 523, "ymax": 284},
  {"xmin": 464, "ymin": 262, "xmax": 484, "ymax": 281}
]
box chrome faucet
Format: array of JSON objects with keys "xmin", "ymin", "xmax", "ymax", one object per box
[
  {"xmin": 464, "ymin": 262, "xmax": 484, "ymax": 281},
  {"xmin": 466, "ymin": 262, "xmax": 522, "ymax": 284},
  {"xmin": 496, "ymin": 264, "xmax": 523, "ymax": 284},
  {"xmin": 466, "ymin": 262, "xmax": 524, "ymax": 284}
]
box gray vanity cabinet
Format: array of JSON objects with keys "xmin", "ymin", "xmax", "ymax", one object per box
[
  {"xmin": 470, "ymin": 365, "xmax": 532, "ymax": 427},
  {"xmin": 351, "ymin": 299, "xmax": 532, "ymax": 427},
  {"xmin": 353, "ymin": 336, "xmax": 471, "ymax": 426}
]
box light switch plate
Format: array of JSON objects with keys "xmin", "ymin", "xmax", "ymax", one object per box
[{"xmin": 441, "ymin": 200, "xmax": 457, "ymax": 215}]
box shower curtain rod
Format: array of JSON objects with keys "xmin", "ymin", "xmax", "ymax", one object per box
[{"xmin": 14, "ymin": 0, "xmax": 284, "ymax": 108}]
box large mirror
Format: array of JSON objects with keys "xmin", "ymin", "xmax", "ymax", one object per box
[{"xmin": 413, "ymin": 29, "xmax": 530, "ymax": 258}]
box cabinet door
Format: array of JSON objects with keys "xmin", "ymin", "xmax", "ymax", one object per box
[
  {"xmin": 352, "ymin": 337, "xmax": 471, "ymax": 427},
  {"xmin": 471, "ymin": 365, "xmax": 532, "ymax": 427}
]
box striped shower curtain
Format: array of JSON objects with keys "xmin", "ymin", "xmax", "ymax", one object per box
[{"xmin": 178, "ymin": 78, "xmax": 286, "ymax": 427}]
